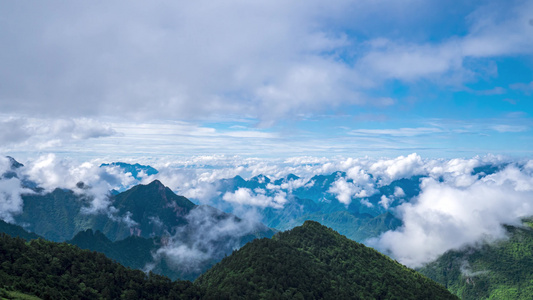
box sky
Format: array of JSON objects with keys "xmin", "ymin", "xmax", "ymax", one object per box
[{"xmin": 1, "ymin": 0, "xmax": 532, "ymax": 161}]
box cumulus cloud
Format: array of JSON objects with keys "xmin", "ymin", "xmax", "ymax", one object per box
[
  {"xmin": 393, "ymin": 186, "xmax": 405, "ymax": 197},
  {"xmin": 370, "ymin": 153, "xmax": 427, "ymax": 184},
  {"xmin": 327, "ymin": 178, "xmax": 358, "ymax": 205},
  {"xmin": 279, "ymin": 178, "xmax": 308, "ymax": 192},
  {"xmin": 369, "ymin": 164, "xmax": 533, "ymax": 268},
  {"xmin": 222, "ymin": 188, "xmax": 287, "ymax": 209},
  {"xmin": 379, "ymin": 195, "xmax": 393, "ymax": 210}
]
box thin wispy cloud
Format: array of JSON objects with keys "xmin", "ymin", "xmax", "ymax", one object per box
[{"xmin": 349, "ymin": 127, "xmax": 444, "ymax": 137}]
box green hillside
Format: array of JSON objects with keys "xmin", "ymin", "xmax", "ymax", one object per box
[
  {"xmin": 0, "ymin": 233, "xmax": 202, "ymax": 300},
  {"xmin": 196, "ymin": 221, "xmax": 458, "ymax": 300},
  {"xmin": 418, "ymin": 220, "xmax": 533, "ymax": 299},
  {"xmin": 68, "ymin": 229, "xmax": 158, "ymax": 270},
  {"xmin": 0, "ymin": 218, "xmax": 464, "ymax": 299},
  {"xmin": 0, "ymin": 220, "xmax": 41, "ymax": 241}
]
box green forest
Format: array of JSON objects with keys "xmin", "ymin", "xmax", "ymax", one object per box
[
  {"xmin": 0, "ymin": 221, "xmax": 458, "ymax": 300},
  {"xmin": 0, "ymin": 233, "xmax": 201, "ymax": 300},
  {"xmin": 196, "ymin": 221, "xmax": 457, "ymax": 300},
  {"xmin": 419, "ymin": 220, "xmax": 533, "ymax": 300}
]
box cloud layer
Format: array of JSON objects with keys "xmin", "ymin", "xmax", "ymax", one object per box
[{"xmin": 1, "ymin": 0, "xmax": 531, "ymax": 123}]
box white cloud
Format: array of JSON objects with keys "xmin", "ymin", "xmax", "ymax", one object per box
[
  {"xmin": 393, "ymin": 186, "xmax": 405, "ymax": 197},
  {"xmin": 151, "ymin": 205, "xmax": 266, "ymax": 273},
  {"xmin": 24, "ymin": 154, "xmax": 136, "ymax": 213},
  {"xmin": 350, "ymin": 127, "xmax": 444, "ymax": 137},
  {"xmin": 370, "ymin": 153, "xmax": 427, "ymax": 184},
  {"xmin": 0, "ymin": 116, "xmax": 116, "ymax": 150},
  {"xmin": 0, "ymin": 1, "xmax": 367, "ymax": 123},
  {"xmin": 360, "ymin": 198, "xmax": 374, "ymax": 208},
  {"xmin": 358, "ymin": 1, "xmax": 533, "ymax": 83},
  {"xmin": 379, "ymin": 195, "xmax": 392, "ymax": 209},
  {"xmin": 369, "ymin": 164, "xmax": 533, "ymax": 268},
  {"xmin": 0, "ymin": 177, "xmax": 34, "ymax": 223},
  {"xmin": 280, "ymin": 178, "xmax": 308, "ymax": 191},
  {"xmin": 358, "ymin": 40, "xmax": 462, "ymax": 81},
  {"xmin": 327, "ymin": 177, "xmax": 358, "ymax": 205},
  {"xmin": 222, "ymin": 187, "xmax": 287, "ymax": 208},
  {"xmin": 492, "ymin": 125, "xmax": 528, "ymax": 133},
  {"xmin": 510, "ymin": 81, "xmax": 533, "ymax": 94}
]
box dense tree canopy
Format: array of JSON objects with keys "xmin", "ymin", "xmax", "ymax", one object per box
[
  {"xmin": 196, "ymin": 221, "xmax": 457, "ymax": 300},
  {"xmin": 0, "ymin": 233, "xmax": 202, "ymax": 300},
  {"xmin": 419, "ymin": 220, "xmax": 533, "ymax": 299}
]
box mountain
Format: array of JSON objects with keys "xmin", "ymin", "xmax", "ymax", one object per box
[
  {"xmin": 100, "ymin": 162, "xmax": 158, "ymax": 180},
  {"xmin": 284, "ymin": 210, "xmax": 401, "ymax": 241},
  {"xmin": 418, "ymin": 220, "xmax": 533, "ymax": 300},
  {"xmin": 1, "ymin": 156, "xmax": 24, "ymax": 179},
  {"xmin": 14, "ymin": 180, "xmax": 196, "ymax": 242},
  {"xmin": 68, "ymin": 229, "xmax": 158, "ymax": 270},
  {"xmin": 103, "ymin": 179, "xmax": 195, "ymax": 240},
  {"xmin": 0, "ymin": 219, "xmax": 41, "ymax": 241},
  {"xmin": 209, "ymin": 172, "xmax": 410, "ymax": 242},
  {"xmin": 291, "ymin": 172, "xmax": 344, "ymax": 202},
  {"xmin": 13, "ymin": 179, "xmax": 275, "ymax": 281},
  {"xmin": 196, "ymin": 221, "xmax": 458, "ymax": 300},
  {"xmin": 0, "ymin": 233, "xmax": 202, "ymax": 299},
  {"xmin": 15, "ymin": 188, "xmax": 92, "ymax": 242}
]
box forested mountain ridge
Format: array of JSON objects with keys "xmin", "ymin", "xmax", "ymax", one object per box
[
  {"xmin": 0, "ymin": 233, "xmax": 202, "ymax": 300},
  {"xmin": 0, "ymin": 219, "xmax": 459, "ymax": 300},
  {"xmin": 418, "ymin": 219, "xmax": 533, "ymax": 299},
  {"xmin": 196, "ymin": 220, "xmax": 458, "ymax": 300},
  {"xmin": 0, "ymin": 219, "xmax": 41, "ymax": 241},
  {"xmin": 11, "ymin": 180, "xmax": 275, "ymax": 281},
  {"xmin": 14, "ymin": 180, "xmax": 196, "ymax": 242},
  {"xmin": 68, "ymin": 229, "xmax": 158, "ymax": 271}
]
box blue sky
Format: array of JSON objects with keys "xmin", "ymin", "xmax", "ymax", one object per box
[{"xmin": 0, "ymin": 0, "xmax": 532, "ymax": 161}]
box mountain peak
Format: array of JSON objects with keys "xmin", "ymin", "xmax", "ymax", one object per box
[
  {"xmin": 286, "ymin": 173, "xmax": 299, "ymax": 180},
  {"xmin": 6, "ymin": 156, "xmax": 24, "ymax": 169},
  {"xmin": 302, "ymin": 220, "xmax": 322, "ymax": 227},
  {"xmin": 100, "ymin": 162, "xmax": 158, "ymax": 179},
  {"xmin": 108, "ymin": 180, "xmax": 196, "ymax": 240},
  {"xmin": 250, "ymin": 174, "xmax": 270, "ymax": 184},
  {"xmin": 147, "ymin": 179, "xmax": 164, "ymax": 187},
  {"xmin": 198, "ymin": 220, "xmax": 458, "ymax": 299}
]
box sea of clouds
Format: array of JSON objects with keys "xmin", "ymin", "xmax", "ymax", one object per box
[{"xmin": 1, "ymin": 153, "xmax": 532, "ymax": 267}]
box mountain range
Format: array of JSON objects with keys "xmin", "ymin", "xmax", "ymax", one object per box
[
  {"xmin": 11, "ymin": 174, "xmax": 274, "ymax": 280},
  {"xmin": 0, "ymin": 157, "xmax": 527, "ymax": 299},
  {"xmin": 0, "ymin": 220, "xmax": 457, "ymax": 299},
  {"xmin": 207, "ymin": 172, "xmax": 419, "ymax": 242}
]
